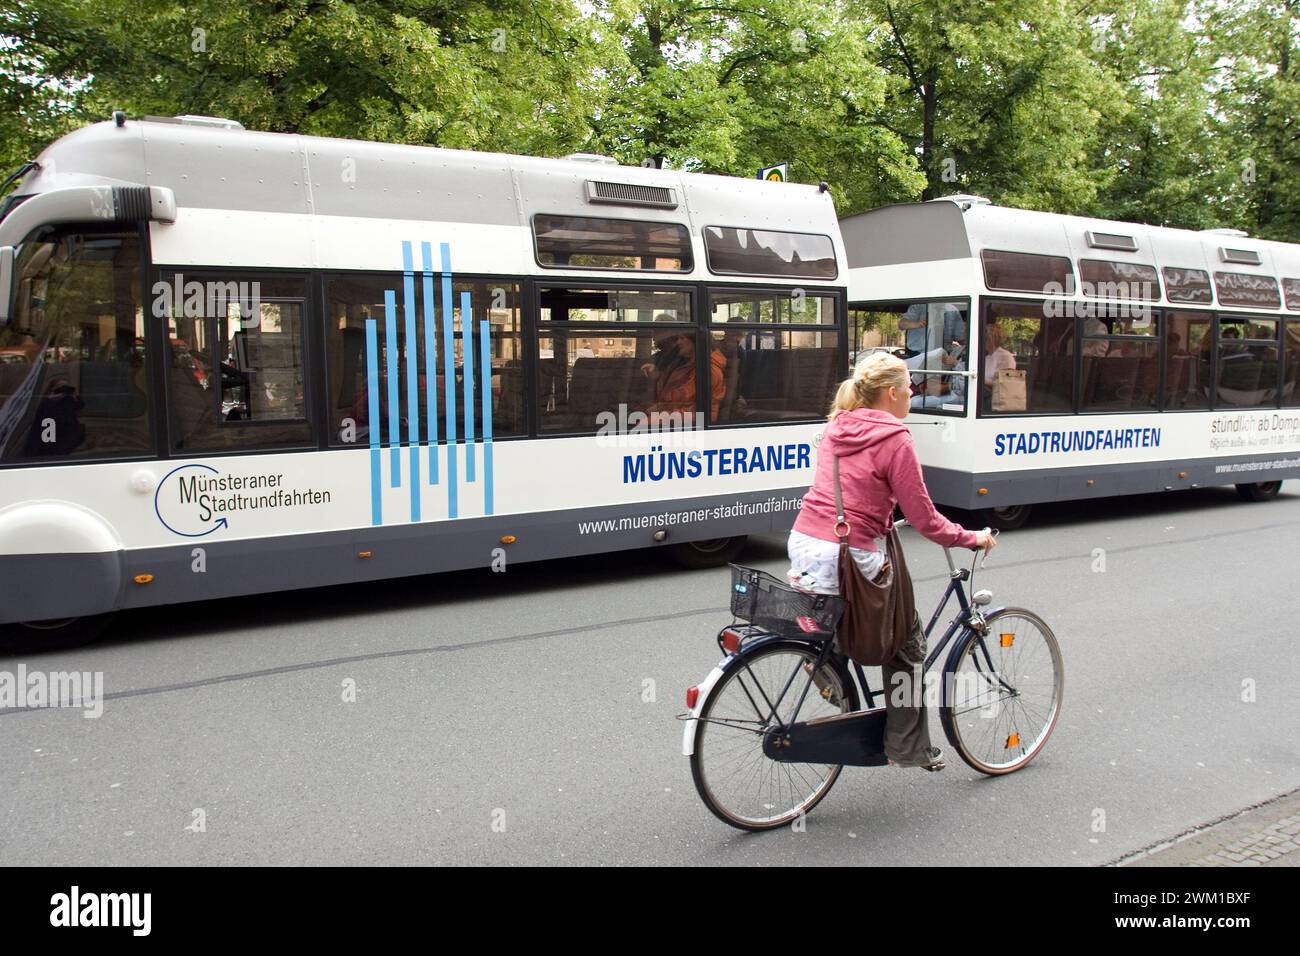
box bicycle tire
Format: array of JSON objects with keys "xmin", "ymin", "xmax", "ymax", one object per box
[
  {"xmin": 938, "ymin": 607, "xmax": 1063, "ymax": 775},
  {"xmin": 690, "ymin": 640, "xmax": 859, "ymax": 831}
]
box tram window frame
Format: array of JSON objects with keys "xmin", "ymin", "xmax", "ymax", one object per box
[
  {"xmin": 977, "ymin": 297, "xmax": 1075, "ymax": 418},
  {"xmin": 531, "ymin": 214, "xmax": 693, "ymax": 273},
  {"xmin": 0, "ymin": 223, "xmax": 157, "ymax": 467},
  {"xmin": 980, "ymin": 250, "xmax": 1076, "ymax": 295},
  {"xmin": 1077, "ymin": 308, "xmax": 1162, "ymax": 414},
  {"xmin": 158, "ymin": 272, "xmax": 315, "ymax": 455},
  {"xmin": 1283, "ymin": 317, "xmax": 1300, "ymax": 408},
  {"xmin": 702, "ymin": 226, "xmax": 839, "ymax": 280},
  {"xmin": 708, "ymin": 286, "xmax": 843, "ymax": 427},
  {"xmin": 846, "ymin": 297, "xmax": 972, "ymax": 417},
  {"xmin": 1161, "ymin": 309, "xmax": 1213, "ymax": 412},
  {"xmin": 1282, "ymin": 278, "xmax": 1300, "ymax": 312},
  {"xmin": 322, "ymin": 271, "xmax": 527, "ymax": 449},
  {"xmin": 1213, "ymin": 271, "xmax": 1282, "ymax": 310},
  {"xmin": 1163, "ymin": 267, "xmax": 1214, "ymax": 305},
  {"xmin": 533, "ymin": 281, "xmax": 697, "ymax": 437},
  {"xmin": 1212, "ymin": 313, "xmax": 1283, "ymax": 410},
  {"xmin": 1078, "ymin": 259, "xmax": 1161, "ymax": 301}
]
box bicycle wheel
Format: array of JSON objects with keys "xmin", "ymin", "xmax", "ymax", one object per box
[
  {"xmin": 939, "ymin": 607, "xmax": 1063, "ymax": 775},
  {"xmin": 689, "ymin": 641, "xmax": 859, "ymax": 831}
]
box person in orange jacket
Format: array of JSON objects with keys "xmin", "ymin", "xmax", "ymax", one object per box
[{"xmin": 642, "ymin": 332, "xmax": 726, "ymax": 420}]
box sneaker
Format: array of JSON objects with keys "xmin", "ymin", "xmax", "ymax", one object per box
[{"xmin": 887, "ymin": 747, "xmax": 945, "ymax": 772}]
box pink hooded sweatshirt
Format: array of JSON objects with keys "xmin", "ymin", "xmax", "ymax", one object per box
[{"xmin": 792, "ymin": 408, "xmax": 979, "ymax": 552}]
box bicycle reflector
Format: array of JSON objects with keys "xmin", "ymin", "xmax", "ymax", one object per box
[
  {"xmin": 721, "ymin": 629, "xmax": 744, "ymax": 654},
  {"xmin": 686, "ymin": 686, "xmax": 700, "ymax": 709},
  {"xmin": 1006, "ymin": 732, "xmax": 1020, "ymax": 749},
  {"xmin": 1000, "ymin": 632, "xmax": 1015, "ymax": 648}
]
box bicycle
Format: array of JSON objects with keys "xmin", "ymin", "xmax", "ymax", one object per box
[{"xmin": 680, "ymin": 527, "xmax": 1064, "ymax": 831}]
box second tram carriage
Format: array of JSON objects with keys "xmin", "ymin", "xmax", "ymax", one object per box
[{"xmin": 841, "ymin": 196, "xmax": 1300, "ymax": 528}]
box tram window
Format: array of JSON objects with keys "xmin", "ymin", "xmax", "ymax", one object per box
[
  {"xmin": 537, "ymin": 329, "xmax": 664, "ymax": 433},
  {"xmin": 1283, "ymin": 278, "xmax": 1300, "ymax": 311},
  {"xmin": 1079, "ymin": 260, "xmax": 1161, "ymax": 300},
  {"xmin": 0, "ymin": 229, "xmax": 152, "ymax": 464},
  {"xmin": 710, "ymin": 328, "xmax": 840, "ymax": 425},
  {"xmin": 1215, "ymin": 316, "xmax": 1279, "ymax": 409},
  {"xmin": 326, "ymin": 275, "xmax": 523, "ymax": 446},
  {"xmin": 1079, "ymin": 310, "xmax": 1160, "ymax": 413},
  {"xmin": 1214, "ymin": 272, "xmax": 1281, "ymax": 310},
  {"xmin": 165, "ymin": 276, "xmax": 313, "ymax": 452},
  {"xmin": 712, "ymin": 289, "xmax": 833, "ymax": 326},
  {"xmin": 539, "ymin": 287, "xmax": 689, "ymax": 323},
  {"xmin": 1284, "ymin": 321, "xmax": 1300, "ymax": 408},
  {"xmin": 981, "ymin": 300, "xmax": 1073, "ymax": 415},
  {"xmin": 536, "ymin": 286, "xmax": 691, "ymax": 434},
  {"xmin": 1163, "ymin": 267, "xmax": 1213, "ymax": 304},
  {"xmin": 709, "ymin": 289, "xmax": 840, "ymax": 424},
  {"xmin": 704, "ymin": 227, "xmax": 838, "ymax": 280},
  {"xmin": 847, "ymin": 300, "xmax": 969, "ymax": 414},
  {"xmin": 533, "ymin": 215, "xmax": 691, "ymax": 272},
  {"xmin": 1164, "ymin": 311, "xmax": 1211, "ymax": 410},
  {"xmin": 981, "ymin": 250, "xmax": 1075, "ymax": 295}
]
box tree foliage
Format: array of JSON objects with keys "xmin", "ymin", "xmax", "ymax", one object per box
[{"xmin": 2, "ymin": 0, "xmax": 1299, "ymax": 238}]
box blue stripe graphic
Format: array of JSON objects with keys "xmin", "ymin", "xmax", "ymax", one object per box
[
  {"xmin": 462, "ymin": 290, "xmax": 475, "ymax": 481},
  {"xmin": 440, "ymin": 243, "xmax": 458, "ymax": 518},
  {"xmin": 479, "ymin": 318, "xmax": 493, "ymax": 515},
  {"xmin": 402, "ymin": 246, "xmax": 421, "ymax": 521},
  {"xmin": 384, "ymin": 290, "xmax": 401, "ymax": 486},
  {"xmin": 365, "ymin": 319, "xmax": 382, "ymax": 525},
  {"xmin": 421, "ymin": 242, "xmax": 438, "ymax": 484}
]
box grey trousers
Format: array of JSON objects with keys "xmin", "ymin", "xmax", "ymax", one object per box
[{"xmin": 882, "ymin": 610, "xmax": 934, "ymax": 765}]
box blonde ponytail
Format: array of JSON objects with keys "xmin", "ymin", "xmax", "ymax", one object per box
[{"xmin": 828, "ymin": 351, "xmax": 910, "ymax": 420}]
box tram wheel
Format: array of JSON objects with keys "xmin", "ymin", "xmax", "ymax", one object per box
[
  {"xmin": 1235, "ymin": 481, "xmax": 1282, "ymax": 502},
  {"xmin": 666, "ymin": 535, "xmax": 747, "ymax": 569},
  {"xmin": 978, "ymin": 503, "xmax": 1033, "ymax": 531},
  {"xmin": 0, "ymin": 614, "xmax": 115, "ymax": 653}
]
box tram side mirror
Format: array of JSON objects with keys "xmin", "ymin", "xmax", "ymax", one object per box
[{"xmin": 0, "ymin": 245, "xmax": 14, "ymax": 326}]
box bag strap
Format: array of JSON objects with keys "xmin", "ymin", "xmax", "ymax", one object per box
[{"xmin": 832, "ymin": 455, "xmax": 850, "ymax": 541}]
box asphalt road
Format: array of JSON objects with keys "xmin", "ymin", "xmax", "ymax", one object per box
[{"xmin": 2, "ymin": 485, "xmax": 1297, "ymax": 865}]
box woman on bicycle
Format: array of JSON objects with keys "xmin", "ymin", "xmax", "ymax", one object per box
[{"xmin": 787, "ymin": 351, "xmax": 996, "ymax": 771}]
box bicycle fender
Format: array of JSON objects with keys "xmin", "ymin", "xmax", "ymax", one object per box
[
  {"xmin": 941, "ymin": 606, "xmax": 1009, "ymax": 675},
  {"xmin": 681, "ymin": 633, "xmax": 819, "ymax": 756},
  {"xmin": 681, "ymin": 664, "xmax": 725, "ymax": 756}
]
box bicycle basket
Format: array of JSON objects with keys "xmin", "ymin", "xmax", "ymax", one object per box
[{"xmin": 728, "ymin": 564, "xmax": 846, "ymax": 638}]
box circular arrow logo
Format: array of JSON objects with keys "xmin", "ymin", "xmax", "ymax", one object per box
[{"xmin": 154, "ymin": 463, "xmax": 231, "ymax": 537}]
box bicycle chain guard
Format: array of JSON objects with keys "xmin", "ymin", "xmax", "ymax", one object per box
[{"xmin": 761, "ymin": 708, "xmax": 890, "ymax": 767}]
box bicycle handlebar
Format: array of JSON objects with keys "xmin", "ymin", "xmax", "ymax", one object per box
[{"xmin": 895, "ymin": 518, "xmax": 998, "ymax": 564}]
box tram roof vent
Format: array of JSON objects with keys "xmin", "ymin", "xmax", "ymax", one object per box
[
  {"xmin": 1085, "ymin": 230, "xmax": 1139, "ymax": 252},
  {"xmin": 585, "ymin": 180, "xmax": 679, "ymax": 209},
  {"xmin": 142, "ymin": 114, "xmax": 246, "ymax": 130},
  {"xmin": 929, "ymin": 194, "xmax": 992, "ymax": 211},
  {"xmin": 1219, "ymin": 246, "xmax": 1263, "ymax": 266},
  {"xmin": 563, "ymin": 152, "xmax": 619, "ymax": 165},
  {"xmin": 1201, "ymin": 228, "xmax": 1249, "ymax": 238}
]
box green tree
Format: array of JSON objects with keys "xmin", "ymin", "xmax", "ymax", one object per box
[
  {"xmin": 859, "ymin": 0, "xmax": 1126, "ymax": 211},
  {"xmin": 1203, "ymin": 0, "xmax": 1300, "ymax": 241},
  {"xmin": 1085, "ymin": 0, "xmax": 1243, "ymax": 230},
  {"xmin": 585, "ymin": 0, "xmax": 922, "ymax": 212},
  {"xmin": 0, "ymin": 0, "xmax": 606, "ymax": 177}
]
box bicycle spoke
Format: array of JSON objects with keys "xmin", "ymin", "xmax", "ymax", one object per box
[
  {"xmin": 943, "ymin": 611, "xmax": 1062, "ymax": 773},
  {"xmin": 693, "ymin": 644, "xmax": 851, "ymax": 827}
]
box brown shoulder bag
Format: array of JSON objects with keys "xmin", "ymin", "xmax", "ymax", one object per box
[{"xmin": 832, "ymin": 456, "xmax": 916, "ymax": 666}]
